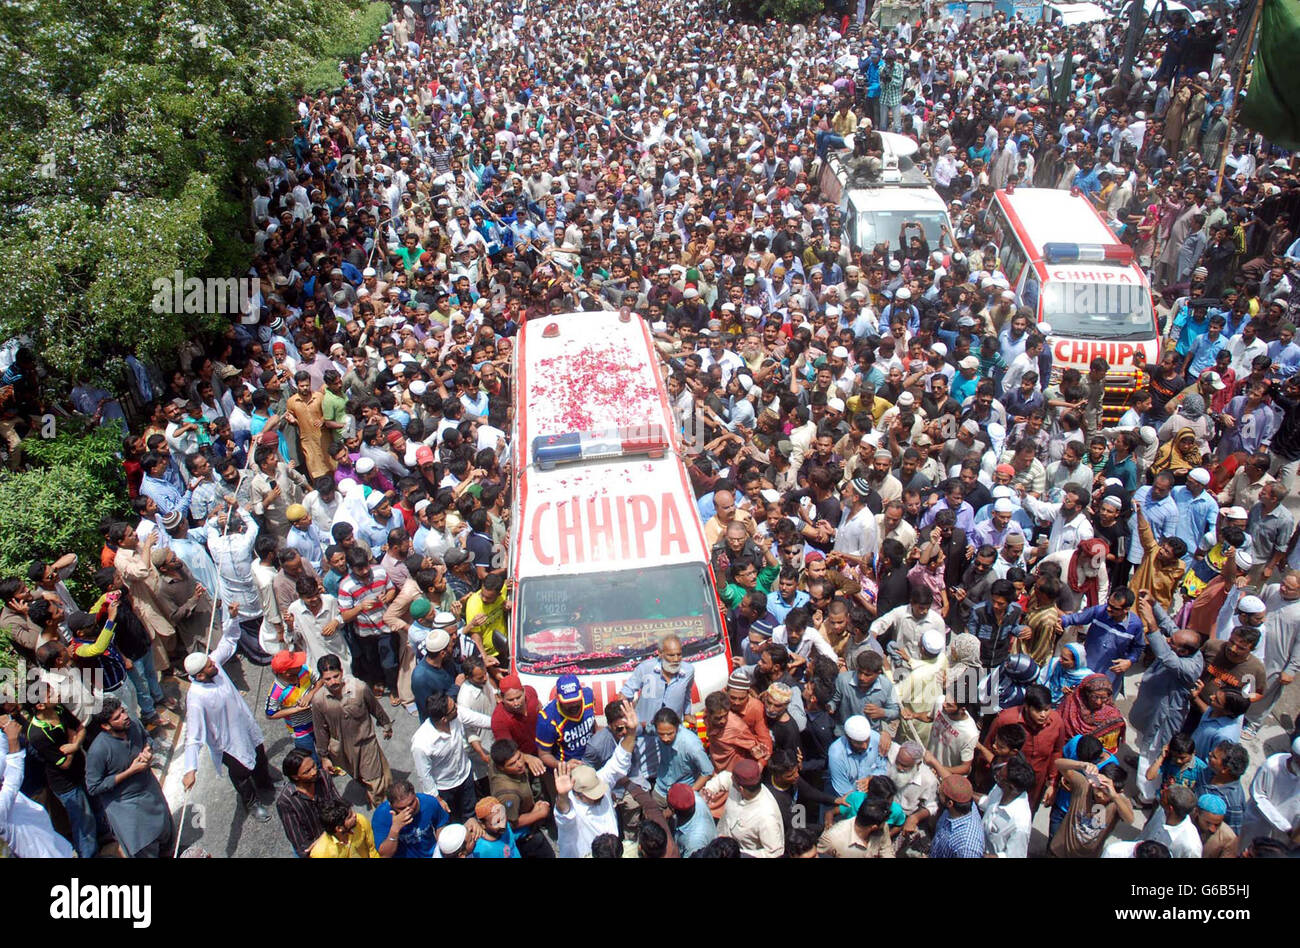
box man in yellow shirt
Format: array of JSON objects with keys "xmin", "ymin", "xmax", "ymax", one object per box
[
  {"xmin": 464, "ymin": 573, "xmax": 508, "ymax": 659},
  {"xmin": 309, "ymin": 802, "xmax": 380, "ymax": 858}
]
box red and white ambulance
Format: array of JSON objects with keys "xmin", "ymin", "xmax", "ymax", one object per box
[
  {"xmin": 988, "ymin": 187, "xmax": 1160, "ymax": 424},
  {"xmin": 508, "ymin": 310, "xmax": 731, "ymax": 714}
]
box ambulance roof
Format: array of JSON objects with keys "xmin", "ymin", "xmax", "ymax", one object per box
[
  {"xmin": 512, "ymin": 456, "xmax": 707, "ymax": 577},
  {"xmin": 996, "ymin": 187, "xmax": 1123, "ymax": 263},
  {"xmin": 513, "ymin": 311, "xmax": 708, "ymax": 578},
  {"xmin": 516, "ymin": 310, "xmax": 671, "ymax": 465},
  {"xmin": 848, "ymin": 187, "xmax": 949, "ymax": 212}
]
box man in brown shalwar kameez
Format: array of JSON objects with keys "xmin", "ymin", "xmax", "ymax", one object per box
[
  {"xmin": 286, "ymin": 371, "xmax": 335, "ymax": 481},
  {"xmin": 310, "ymin": 653, "xmax": 393, "ymax": 806}
]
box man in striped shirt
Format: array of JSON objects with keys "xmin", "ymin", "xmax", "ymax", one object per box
[
  {"xmin": 266, "ymin": 651, "xmax": 321, "ymax": 759},
  {"xmin": 337, "ymin": 547, "xmax": 399, "ymax": 697}
]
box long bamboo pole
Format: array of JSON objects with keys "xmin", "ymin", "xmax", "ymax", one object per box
[{"xmin": 1215, "ymin": 0, "xmax": 1266, "ymax": 196}]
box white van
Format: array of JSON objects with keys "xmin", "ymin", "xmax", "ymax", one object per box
[{"xmin": 819, "ymin": 132, "xmax": 955, "ymax": 255}]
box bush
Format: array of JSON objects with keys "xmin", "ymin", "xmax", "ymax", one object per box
[
  {"xmin": 301, "ymin": 2, "xmax": 393, "ymax": 93},
  {"xmin": 0, "ymin": 420, "xmax": 130, "ymax": 618},
  {"xmin": 21, "ymin": 418, "xmax": 128, "ymax": 499},
  {"xmin": 0, "ymin": 464, "xmax": 116, "ymax": 613}
]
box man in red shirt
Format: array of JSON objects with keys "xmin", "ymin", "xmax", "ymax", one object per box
[
  {"xmin": 491, "ymin": 675, "xmax": 546, "ymax": 775},
  {"xmin": 981, "ymin": 684, "xmax": 1066, "ymax": 810}
]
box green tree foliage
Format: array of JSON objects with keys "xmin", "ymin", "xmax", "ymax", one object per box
[
  {"xmin": 21, "ymin": 419, "xmax": 130, "ymax": 500},
  {"xmin": 303, "ymin": 2, "xmax": 393, "ymax": 93},
  {"xmin": 0, "ymin": 421, "xmax": 131, "ymax": 613},
  {"xmin": 732, "ymin": 0, "xmax": 824, "ymax": 22},
  {"xmin": 0, "ymin": 0, "xmax": 387, "ymax": 387},
  {"xmin": 0, "ymin": 465, "xmax": 114, "ymax": 610}
]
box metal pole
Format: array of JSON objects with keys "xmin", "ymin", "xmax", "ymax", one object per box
[
  {"xmin": 1214, "ymin": 0, "xmax": 1265, "ymax": 195},
  {"xmin": 1121, "ymin": 0, "xmax": 1151, "ymax": 83}
]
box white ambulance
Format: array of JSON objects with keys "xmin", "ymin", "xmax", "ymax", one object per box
[
  {"xmin": 988, "ymin": 187, "xmax": 1160, "ymax": 424},
  {"xmin": 508, "ymin": 310, "xmax": 732, "ymax": 714}
]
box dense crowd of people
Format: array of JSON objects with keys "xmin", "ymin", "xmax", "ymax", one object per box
[{"xmin": 2, "ymin": 0, "xmax": 1300, "ymax": 859}]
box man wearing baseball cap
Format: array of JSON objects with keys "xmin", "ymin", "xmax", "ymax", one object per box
[
  {"xmin": 552, "ymin": 704, "xmax": 639, "ymax": 858},
  {"xmin": 535, "ymin": 673, "xmax": 597, "ymax": 769},
  {"xmin": 701, "ymin": 757, "xmax": 784, "ymax": 857},
  {"xmin": 266, "ymin": 650, "xmax": 321, "ymax": 761}
]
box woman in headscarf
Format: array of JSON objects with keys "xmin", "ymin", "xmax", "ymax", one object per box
[
  {"xmin": 1158, "ymin": 394, "xmax": 1213, "ymax": 456},
  {"xmin": 1058, "ymin": 673, "xmax": 1127, "ymax": 755},
  {"xmin": 1150, "ymin": 426, "xmax": 1202, "ymax": 484},
  {"xmin": 1040, "ymin": 642, "xmax": 1092, "ymax": 706},
  {"xmin": 947, "ymin": 632, "xmax": 981, "ymax": 682}
]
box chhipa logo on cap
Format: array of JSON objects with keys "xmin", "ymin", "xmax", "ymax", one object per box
[{"xmin": 556, "ymin": 675, "xmax": 583, "ymax": 701}]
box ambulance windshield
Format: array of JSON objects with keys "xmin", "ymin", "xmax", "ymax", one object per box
[
  {"xmin": 1041, "ymin": 281, "xmax": 1156, "ymax": 340},
  {"xmin": 515, "ymin": 562, "xmax": 724, "ymax": 673}
]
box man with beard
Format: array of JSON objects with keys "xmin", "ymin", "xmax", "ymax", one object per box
[
  {"xmin": 859, "ymin": 449, "xmax": 901, "ymax": 506},
  {"xmin": 832, "ymin": 477, "xmax": 882, "ymax": 570},
  {"xmin": 749, "ymin": 643, "xmax": 807, "ymax": 731}
]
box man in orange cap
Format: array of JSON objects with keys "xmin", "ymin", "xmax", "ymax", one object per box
[{"xmin": 266, "ymin": 650, "xmax": 321, "ymax": 761}]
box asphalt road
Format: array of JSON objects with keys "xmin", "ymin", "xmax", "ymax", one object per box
[
  {"xmin": 158, "ymin": 657, "xmax": 425, "ymax": 859},
  {"xmin": 151, "ymin": 643, "xmax": 1300, "ymax": 858}
]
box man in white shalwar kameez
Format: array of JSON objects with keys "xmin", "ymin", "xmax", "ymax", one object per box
[
  {"xmin": 1240, "ymin": 738, "xmax": 1300, "ymax": 845},
  {"xmin": 1244, "ymin": 576, "xmax": 1300, "ymax": 737},
  {"xmin": 180, "ymin": 614, "xmax": 276, "ymax": 821}
]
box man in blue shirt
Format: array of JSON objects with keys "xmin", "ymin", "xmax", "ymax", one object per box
[
  {"xmin": 1172, "ymin": 300, "xmax": 1211, "ymax": 358},
  {"xmin": 766, "ymin": 568, "xmax": 810, "ymax": 624},
  {"xmin": 284, "ymin": 506, "xmax": 325, "ymax": 571},
  {"xmin": 621, "ymin": 637, "xmax": 695, "ymax": 734},
  {"xmin": 1126, "ymin": 473, "xmax": 1179, "ymax": 573},
  {"xmin": 1071, "ymin": 157, "xmax": 1102, "ymax": 203},
  {"xmin": 1267, "ymin": 318, "xmax": 1300, "ymax": 378},
  {"xmin": 411, "ymin": 627, "xmax": 460, "ymax": 722},
  {"xmin": 651, "ymin": 708, "xmax": 713, "ymax": 801},
  {"xmin": 372, "ymin": 780, "xmax": 450, "ymax": 858},
  {"xmin": 829, "ymin": 651, "xmax": 899, "ymax": 731},
  {"xmin": 827, "ymin": 714, "xmax": 889, "ymax": 796},
  {"xmin": 1059, "ymin": 588, "xmax": 1146, "ymax": 691},
  {"xmin": 358, "ymin": 492, "xmax": 403, "ymax": 551},
  {"xmin": 468, "ymin": 796, "xmax": 520, "ymax": 858},
  {"xmin": 930, "ymin": 774, "xmax": 985, "ymax": 858},
  {"xmin": 1183, "ymin": 314, "xmax": 1227, "ymax": 377},
  {"xmin": 535, "ymin": 673, "xmax": 597, "ymax": 767},
  {"xmin": 139, "ymin": 453, "xmax": 192, "ymax": 518},
  {"xmin": 665, "ymin": 783, "xmax": 718, "ymax": 857},
  {"xmin": 1171, "ymin": 467, "xmax": 1219, "ymax": 555}
]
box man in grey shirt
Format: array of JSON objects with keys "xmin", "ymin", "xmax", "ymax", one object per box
[{"xmin": 84, "ymin": 696, "xmax": 174, "ymax": 858}]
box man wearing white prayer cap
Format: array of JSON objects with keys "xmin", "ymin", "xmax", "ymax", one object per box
[{"xmin": 180, "ymin": 614, "xmax": 277, "ymax": 821}]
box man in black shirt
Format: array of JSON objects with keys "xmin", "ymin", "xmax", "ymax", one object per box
[
  {"xmin": 1268, "ymin": 376, "xmax": 1300, "ymax": 482},
  {"xmin": 26, "ymin": 698, "xmax": 96, "ymax": 858}
]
